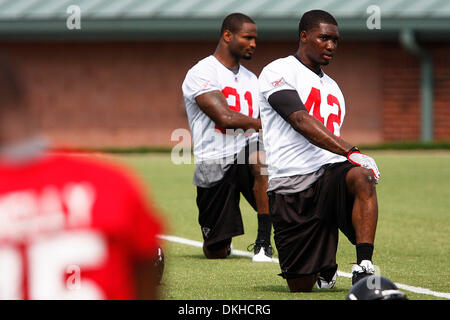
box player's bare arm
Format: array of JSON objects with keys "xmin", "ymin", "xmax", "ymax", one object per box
[
  {"xmin": 267, "ymin": 89, "xmax": 351, "ymax": 155},
  {"xmin": 287, "ymin": 109, "xmax": 352, "ymax": 156},
  {"xmin": 268, "ymin": 89, "xmax": 379, "ymax": 181},
  {"xmin": 289, "ymin": 110, "xmax": 380, "ymax": 181},
  {"xmin": 195, "ymin": 90, "xmax": 262, "ymax": 131}
]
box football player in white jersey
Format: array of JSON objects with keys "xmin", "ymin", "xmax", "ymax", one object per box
[
  {"xmin": 258, "ymin": 10, "xmax": 380, "ymax": 291},
  {"xmin": 182, "ymin": 13, "xmax": 272, "ymax": 261}
]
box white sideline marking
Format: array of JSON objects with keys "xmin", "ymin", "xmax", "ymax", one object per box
[{"xmin": 158, "ymin": 234, "xmax": 450, "ymax": 299}]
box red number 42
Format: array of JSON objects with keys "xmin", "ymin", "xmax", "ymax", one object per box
[{"xmin": 304, "ymin": 87, "xmax": 342, "ymax": 137}]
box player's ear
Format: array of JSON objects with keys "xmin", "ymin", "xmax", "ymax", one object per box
[
  {"xmin": 299, "ymin": 30, "xmax": 308, "ymax": 44},
  {"xmin": 223, "ymin": 29, "xmax": 233, "ymax": 43}
]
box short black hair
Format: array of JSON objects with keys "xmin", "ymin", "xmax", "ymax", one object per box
[
  {"xmin": 298, "ymin": 10, "xmax": 338, "ymax": 33},
  {"xmin": 220, "ymin": 13, "xmax": 255, "ymax": 35}
]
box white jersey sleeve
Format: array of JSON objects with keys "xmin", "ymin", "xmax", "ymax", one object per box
[
  {"xmin": 182, "ymin": 59, "xmax": 222, "ymax": 101},
  {"xmin": 259, "ymin": 63, "xmax": 297, "ymax": 99},
  {"xmin": 259, "ymin": 56, "xmax": 347, "ymax": 181}
]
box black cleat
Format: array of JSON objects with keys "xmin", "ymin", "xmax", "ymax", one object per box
[{"xmin": 248, "ymin": 239, "xmax": 273, "ymax": 262}]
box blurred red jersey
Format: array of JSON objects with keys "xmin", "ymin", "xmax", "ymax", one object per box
[{"xmin": 0, "ymin": 153, "xmax": 163, "ymax": 299}]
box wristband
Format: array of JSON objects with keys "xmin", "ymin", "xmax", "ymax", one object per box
[{"xmin": 347, "ymin": 146, "xmax": 360, "ymax": 158}]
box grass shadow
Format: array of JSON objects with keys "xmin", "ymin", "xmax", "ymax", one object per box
[
  {"xmin": 255, "ymin": 285, "xmax": 290, "ymax": 293},
  {"xmin": 177, "ymin": 254, "xmax": 251, "ymax": 261},
  {"xmin": 255, "ymin": 285, "xmax": 349, "ymax": 295}
]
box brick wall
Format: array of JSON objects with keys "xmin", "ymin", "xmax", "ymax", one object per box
[
  {"xmin": 381, "ymin": 42, "xmax": 450, "ymax": 142},
  {"xmin": 7, "ymin": 42, "xmax": 191, "ymax": 148},
  {"xmin": 1, "ymin": 40, "xmax": 448, "ymax": 149},
  {"xmin": 381, "ymin": 42, "xmax": 421, "ymax": 141}
]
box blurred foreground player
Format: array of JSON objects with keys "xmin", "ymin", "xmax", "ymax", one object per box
[
  {"xmin": 258, "ymin": 10, "xmax": 380, "ymax": 291},
  {"xmin": 0, "ymin": 59, "xmax": 164, "ymax": 299},
  {"xmin": 182, "ymin": 13, "xmax": 272, "ymax": 261}
]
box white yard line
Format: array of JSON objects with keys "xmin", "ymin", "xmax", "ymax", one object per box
[{"xmin": 158, "ymin": 234, "xmax": 450, "ymax": 300}]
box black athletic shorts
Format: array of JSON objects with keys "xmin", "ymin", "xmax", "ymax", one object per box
[
  {"xmin": 196, "ymin": 141, "xmax": 261, "ymax": 247},
  {"xmin": 268, "ymin": 161, "xmax": 357, "ymax": 279}
]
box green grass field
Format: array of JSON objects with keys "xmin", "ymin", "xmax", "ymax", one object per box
[{"xmin": 111, "ymin": 151, "xmax": 449, "ymax": 300}]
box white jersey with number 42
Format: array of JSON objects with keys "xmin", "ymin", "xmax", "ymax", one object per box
[
  {"xmin": 182, "ymin": 55, "xmax": 259, "ymax": 161},
  {"xmin": 259, "ymin": 55, "xmax": 347, "ymax": 180}
]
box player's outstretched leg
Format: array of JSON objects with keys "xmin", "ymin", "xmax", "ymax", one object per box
[{"xmin": 346, "ymin": 167, "xmax": 378, "ymax": 284}]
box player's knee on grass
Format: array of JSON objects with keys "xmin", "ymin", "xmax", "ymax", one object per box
[
  {"xmin": 286, "ymin": 274, "xmax": 318, "ymax": 292},
  {"xmin": 203, "ymin": 238, "xmax": 231, "ymax": 259}
]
